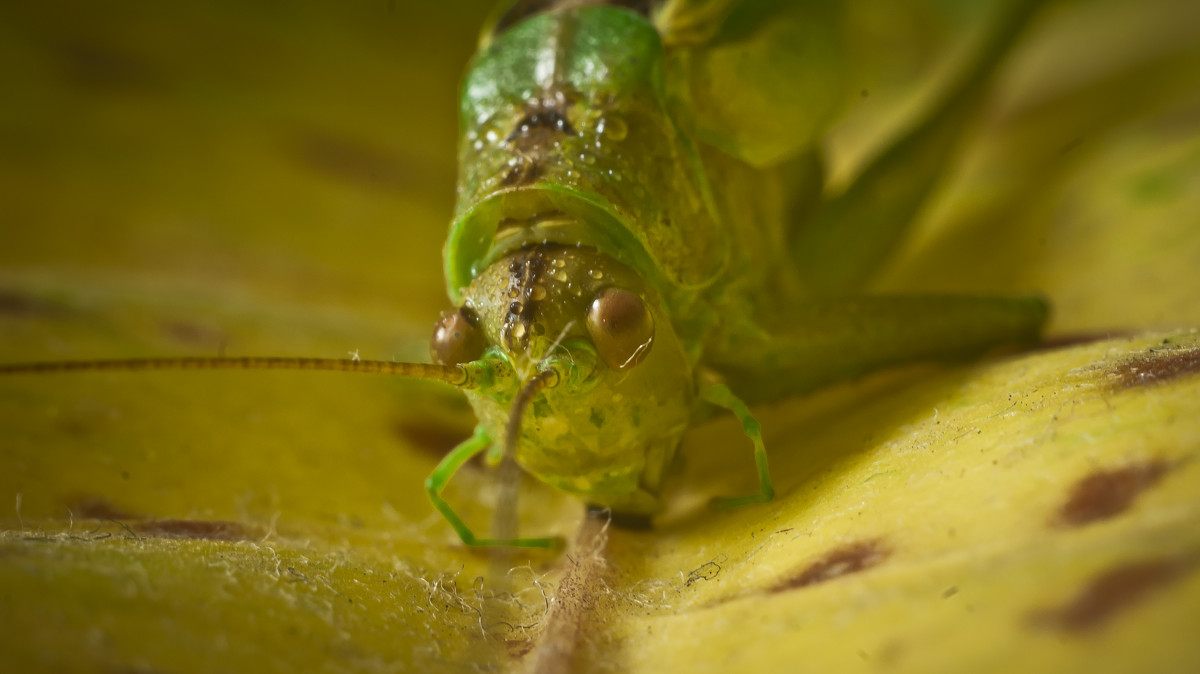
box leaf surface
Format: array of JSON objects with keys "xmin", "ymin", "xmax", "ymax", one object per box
[{"xmin": 1, "ymin": 1, "xmax": 1198, "ymax": 672}]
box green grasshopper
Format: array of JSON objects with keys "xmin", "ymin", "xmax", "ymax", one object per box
[{"xmin": 1, "ymin": 0, "xmax": 1048, "ymax": 548}]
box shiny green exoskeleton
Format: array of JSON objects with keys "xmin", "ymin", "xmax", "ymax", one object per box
[
  {"xmin": 0, "ymin": 0, "xmax": 1050, "ymax": 549},
  {"xmin": 422, "ymin": 0, "xmax": 1048, "ymax": 547}
]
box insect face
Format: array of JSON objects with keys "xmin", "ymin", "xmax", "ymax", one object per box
[{"xmin": 448, "ymin": 242, "xmax": 694, "ymax": 514}]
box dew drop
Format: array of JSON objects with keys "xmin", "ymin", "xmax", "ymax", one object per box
[
  {"xmin": 530, "ymin": 285, "xmax": 547, "ymax": 301},
  {"xmin": 589, "ymin": 269, "xmax": 603, "ymax": 279}
]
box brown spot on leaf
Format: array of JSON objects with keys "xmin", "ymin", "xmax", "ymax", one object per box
[
  {"xmin": 773, "ymin": 539, "xmax": 891, "ymax": 592},
  {"xmin": 135, "ymin": 519, "xmax": 259, "ymax": 542},
  {"xmin": 506, "ymin": 638, "xmax": 535, "ymax": 659},
  {"xmin": 1029, "ymin": 556, "xmax": 1196, "ymax": 634},
  {"xmin": 1054, "ymin": 459, "xmax": 1175, "ymax": 528},
  {"xmin": 1109, "ymin": 346, "xmax": 1200, "ymax": 390},
  {"xmin": 160, "ymin": 320, "xmax": 227, "ymax": 349},
  {"xmin": 67, "ymin": 499, "xmax": 256, "ymax": 541},
  {"xmin": 53, "ymin": 416, "xmax": 98, "ymax": 439},
  {"xmin": 292, "ymin": 130, "xmax": 443, "ymax": 194},
  {"xmin": 69, "ymin": 496, "xmax": 140, "ymax": 521},
  {"xmin": 0, "ymin": 290, "xmax": 62, "ymax": 317},
  {"xmin": 56, "ymin": 39, "xmax": 161, "ymax": 92}
]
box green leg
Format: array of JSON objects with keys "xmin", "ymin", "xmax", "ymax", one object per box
[
  {"xmin": 701, "ymin": 384, "xmax": 775, "ymax": 509},
  {"xmin": 425, "ymin": 426, "xmax": 561, "ymax": 549},
  {"xmin": 791, "ymin": 0, "xmax": 1045, "ymax": 293},
  {"xmin": 707, "ymin": 294, "xmax": 1048, "ymax": 405}
]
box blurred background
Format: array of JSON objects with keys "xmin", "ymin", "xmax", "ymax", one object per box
[{"xmin": 0, "ymin": 0, "xmax": 498, "ymax": 344}]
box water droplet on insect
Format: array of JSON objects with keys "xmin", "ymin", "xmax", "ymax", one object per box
[
  {"xmin": 554, "ymin": 271, "xmax": 568, "ymax": 282},
  {"xmin": 511, "ymin": 323, "xmax": 527, "ymax": 340},
  {"xmin": 473, "ymin": 140, "xmax": 484, "ymax": 151},
  {"xmin": 530, "ymin": 285, "xmax": 547, "ymax": 301},
  {"xmin": 589, "ymin": 269, "xmax": 603, "ymax": 279},
  {"xmin": 553, "ymin": 258, "xmax": 565, "ymax": 268},
  {"xmin": 485, "ymin": 129, "xmax": 499, "ymax": 143},
  {"xmin": 508, "ymin": 287, "xmax": 520, "ymax": 299}
]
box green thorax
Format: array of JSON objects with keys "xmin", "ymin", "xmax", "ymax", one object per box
[{"xmin": 446, "ymin": 6, "xmax": 725, "ymax": 308}]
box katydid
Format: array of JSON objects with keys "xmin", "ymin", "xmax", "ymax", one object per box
[{"xmin": 0, "ymin": 0, "xmax": 1048, "ymax": 548}]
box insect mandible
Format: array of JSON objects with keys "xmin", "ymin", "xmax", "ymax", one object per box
[{"xmin": 0, "ymin": 0, "xmax": 1049, "ymax": 548}]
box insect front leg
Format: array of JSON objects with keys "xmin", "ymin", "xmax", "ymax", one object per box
[
  {"xmin": 790, "ymin": 0, "xmax": 1046, "ymax": 293},
  {"xmin": 425, "ymin": 425, "xmax": 561, "ymax": 549},
  {"xmin": 700, "ymin": 383, "xmax": 775, "ymax": 510}
]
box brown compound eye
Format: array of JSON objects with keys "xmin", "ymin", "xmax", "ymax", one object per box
[
  {"xmin": 586, "ymin": 287, "xmax": 654, "ymax": 371},
  {"xmin": 430, "ymin": 307, "xmax": 486, "ymax": 365}
]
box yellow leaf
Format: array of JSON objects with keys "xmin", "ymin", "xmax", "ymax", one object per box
[{"xmin": 2, "ymin": 0, "xmax": 1199, "ymax": 672}]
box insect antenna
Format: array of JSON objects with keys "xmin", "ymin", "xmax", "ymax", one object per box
[
  {"xmin": 0, "ymin": 356, "xmax": 496, "ymax": 390},
  {"xmin": 492, "ymin": 368, "xmax": 560, "ymax": 543}
]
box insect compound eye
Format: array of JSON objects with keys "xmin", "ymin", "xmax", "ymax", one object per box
[
  {"xmin": 430, "ymin": 307, "xmax": 486, "ymax": 365},
  {"xmin": 586, "ymin": 287, "xmax": 654, "ymax": 371}
]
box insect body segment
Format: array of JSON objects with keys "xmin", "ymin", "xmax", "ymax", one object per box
[{"xmin": 447, "ymin": 6, "xmax": 725, "ymax": 304}]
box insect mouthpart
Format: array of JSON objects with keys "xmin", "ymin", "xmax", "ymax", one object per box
[
  {"xmin": 504, "ymin": 368, "xmax": 560, "ymax": 464},
  {"xmin": 490, "ymin": 340, "xmax": 599, "ymax": 464}
]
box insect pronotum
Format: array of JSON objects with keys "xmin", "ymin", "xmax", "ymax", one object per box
[{"xmin": 0, "ymin": 0, "xmax": 1049, "ymax": 548}]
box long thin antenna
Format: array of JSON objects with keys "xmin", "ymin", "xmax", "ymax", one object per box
[
  {"xmin": 493, "ymin": 368, "xmax": 559, "ymax": 542},
  {"xmin": 0, "ymin": 356, "xmax": 472, "ymax": 388}
]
